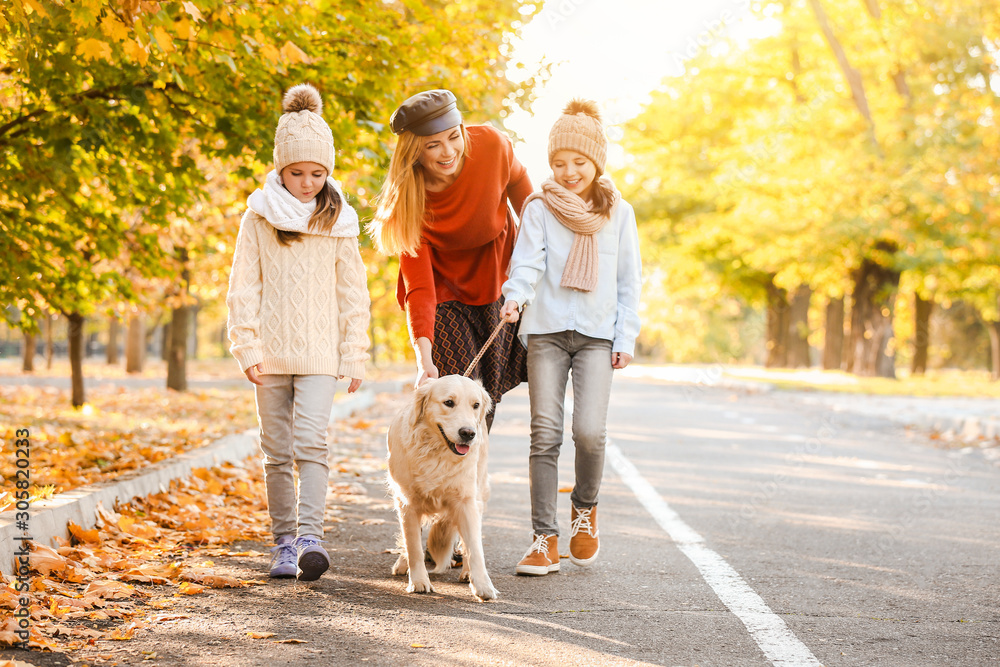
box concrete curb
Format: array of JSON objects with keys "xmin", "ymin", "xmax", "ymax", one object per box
[
  {"xmin": 893, "ymin": 412, "xmax": 999, "ymax": 442},
  {"xmin": 779, "ymin": 392, "xmax": 1000, "ymax": 444},
  {"xmin": 0, "ymin": 387, "xmax": 397, "ymax": 575}
]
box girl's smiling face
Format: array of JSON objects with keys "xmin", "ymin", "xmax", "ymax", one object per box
[
  {"xmin": 418, "ymin": 126, "xmax": 465, "ymax": 182},
  {"xmin": 551, "ymin": 150, "xmax": 597, "ymax": 201},
  {"xmin": 280, "ymin": 161, "xmax": 328, "ymax": 202}
]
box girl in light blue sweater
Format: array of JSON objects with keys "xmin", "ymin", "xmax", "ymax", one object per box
[{"xmin": 500, "ymin": 99, "xmax": 642, "ymax": 577}]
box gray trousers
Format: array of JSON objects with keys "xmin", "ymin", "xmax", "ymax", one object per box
[
  {"xmin": 255, "ymin": 374, "xmax": 336, "ymax": 539},
  {"xmin": 526, "ymin": 332, "xmax": 614, "ymax": 537}
]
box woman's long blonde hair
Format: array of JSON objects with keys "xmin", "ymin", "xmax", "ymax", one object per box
[{"xmin": 368, "ymin": 125, "xmax": 470, "ymax": 256}]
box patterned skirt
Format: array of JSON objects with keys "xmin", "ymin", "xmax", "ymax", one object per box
[{"xmin": 432, "ymin": 297, "xmax": 528, "ymax": 405}]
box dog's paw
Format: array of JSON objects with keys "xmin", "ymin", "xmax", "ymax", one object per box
[
  {"xmin": 470, "ymin": 578, "xmax": 498, "ymax": 601},
  {"xmin": 407, "ymin": 576, "xmax": 434, "ymax": 594},
  {"xmin": 429, "ymin": 558, "xmax": 452, "ymax": 575},
  {"xmin": 458, "ymin": 568, "xmax": 470, "ymax": 583},
  {"xmin": 391, "ymin": 555, "xmax": 409, "ymax": 576}
]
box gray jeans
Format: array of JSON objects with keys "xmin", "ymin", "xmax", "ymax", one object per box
[
  {"xmin": 255, "ymin": 374, "xmax": 336, "ymax": 539},
  {"xmin": 526, "ymin": 332, "xmax": 614, "ymax": 536}
]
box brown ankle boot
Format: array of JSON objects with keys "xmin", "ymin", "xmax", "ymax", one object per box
[
  {"xmin": 515, "ymin": 534, "xmax": 559, "ymax": 576},
  {"xmin": 569, "ymin": 505, "xmax": 599, "ymax": 566}
]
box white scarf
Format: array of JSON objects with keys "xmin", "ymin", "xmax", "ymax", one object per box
[{"xmin": 247, "ymin": 170, "xmax": 360, "ymax": 237}]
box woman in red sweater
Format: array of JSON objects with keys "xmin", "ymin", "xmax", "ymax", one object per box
[{"xmin": 369, "ymin": 90, "xmax": 532, "ymax": 423}]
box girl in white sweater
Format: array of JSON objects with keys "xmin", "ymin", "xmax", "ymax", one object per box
[{"xmin": 226, "ymin": 84, "xmax": 370, "ymax": 582}]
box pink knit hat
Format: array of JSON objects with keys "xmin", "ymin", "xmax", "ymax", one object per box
[{"xmin": 547, "ymin": 99, "xmax": 607, "ymax": 174}]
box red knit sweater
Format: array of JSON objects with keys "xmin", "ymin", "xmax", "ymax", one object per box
[{"xmin": 396, "ymin": 124, "xmax": 533, "ymax": 342}]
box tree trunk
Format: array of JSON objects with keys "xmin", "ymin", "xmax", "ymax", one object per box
[
  {"xmin": 67, "ymin": 312, "xmax": 86, "ymax": 408},
  {"xmin": 766, "ymin": 280, "xmax": 790, "ymax": 368},
  {"xmin": 160, "ymin": 323, "xmax": 171, "ymax": 361},
  {"xmin": 988, "ymin": 320, "xmax": 1000, "ymax": 382},
  {"xmin": 787, "ymin": 285, "xmax": 813, "ymax": 368},
  {"xmin": 44, "ymin": 313, "xmax": 54, "ymax": 370},
  {"xmin": 987, "ymin": 295, "xmax": 1000, "ymax": 382},
  {"xmin": 166, "ymin": 305, "xmax": 189, "ymax": 391},
  {"xmin": 823, "ymin": 297, "xmax": 845, "ymax": 370},
  {"xmin": 87, "ymin": 332, "xmax": 99, "ymax": 359},
  {"xmin": 22, "ymin": 332, "xmax": 35, "ymax": 372},
  {"xmin": 190, "ymin": 304, "xmax": 200, "ymax": 360},
  {"xmin": 107, "ymin": 316, "xmax": 120, "ymax": 365},
  {"xmin": 218, "ymin": 324, "xmax": 228, "ymax": 359},
  {"xmin": 848, "ymin": 252, "xmax": 900, "ymax": 378},
  {"xmin": 911, "ymin": 294, "xmax": 932, "ymax": 376},
  {"xmin": 167, "ymin": 253, "xmax": 191, "ymax": 392},
  {"xmin": 126, "ymin": 314, "xmax": 145, "ymax": 373}
]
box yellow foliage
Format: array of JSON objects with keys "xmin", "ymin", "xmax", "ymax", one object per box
[
  {"xmin": 22, "ymin": 0, "xmax": 49, "ymax": 17},
  {"xmin": 259, "ymin": 43, "xmax": 282, "ymax": 64},
  {"xmin": 181, "ymin": 1, "xmax": 203, "ymax": 22},
  {"xmin": 280, "ymin": 40, "xmax": 311, "ymax": 65},
  {"xmin": 120, "ymin": 38, "xmax": 149, "ymax": 65},
  {"xmin": 100, "ymin": 15, "xmax": 130, "ymax": 42},
  {"xmin": 174, "ymin": 17, "xmax": 193, "ymax": 41},
  {"xmin": 76, "ymin": 38, "xmax": 112, "ymax": 62},
  {"xmin": 151, "ymin": 25, "xmax": 174, "ymax": 54}
]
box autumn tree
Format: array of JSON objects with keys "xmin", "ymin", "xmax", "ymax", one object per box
[
  {"xmin": 616, "ymin": 0, "xmax": 999, "ymax": 376},
  {"xmin": 1, "ymin": 0, "xmax": 541, "ymax": 404}
]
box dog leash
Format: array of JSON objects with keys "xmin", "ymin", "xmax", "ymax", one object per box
[{"xmin": 462, "ymin": 319, "xmax": 510, "ymax": 378}]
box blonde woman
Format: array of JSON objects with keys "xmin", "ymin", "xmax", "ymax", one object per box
[{"xmin": 369, "ymin": 90, "xmax": 532, "ymax": 426}]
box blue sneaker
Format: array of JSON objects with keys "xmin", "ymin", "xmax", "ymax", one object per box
[
  {"xmin": 269, "ymin": 535, "xmax": 297, "ymax": 578},
  {"xmin": 294, "ymin": 535, "xmax": 330, "ymax": 582}
]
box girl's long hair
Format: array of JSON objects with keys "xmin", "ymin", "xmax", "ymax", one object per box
[
  {"xmin": 274, "ymin": 179, "xmax": 342, "ymax": 246},
  {"xmin": 368, "ymin": 125, "xmax": 470, "ymax": 256},
  {"xmin": 588, "ymin": 177, "xmax": 617, "ymax": 218}
]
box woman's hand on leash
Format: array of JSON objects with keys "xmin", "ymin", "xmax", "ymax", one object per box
[
  {"xmin": 499, "ymin": 300, "xmax": 520, "ymax": 324},
  {"xmin": 244, "ymin": 364, "xmax": 264, "ymax": 385},
  {"xmin": 612, "ymin": 352, "xmax": 632, "ymax": 370},
  {"xmin": 345, "ymin": 377, "xmax": 363, "ymax": 393}
]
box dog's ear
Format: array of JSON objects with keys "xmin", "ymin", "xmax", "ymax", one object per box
[
  {"xmin": 478, "ymin": 384, "xmax": 493, "ymax": 425},
  {"xmin": 413, "ymin": 378, "xmax": 435, "ymax": 424}
]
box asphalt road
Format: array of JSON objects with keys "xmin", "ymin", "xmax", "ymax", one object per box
[{"xmin": 14, "ymin": 376, "xmax": 998, "ymax": 666}]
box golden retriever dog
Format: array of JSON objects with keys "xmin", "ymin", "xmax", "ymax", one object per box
[{"xmin": 386, "ymin": 375, "xmax": 498, "ymax": 601}]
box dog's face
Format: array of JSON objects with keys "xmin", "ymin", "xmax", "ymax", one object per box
[{"xmin": 414, "ymin": 376, "xmax": 492, "ymax": 456}]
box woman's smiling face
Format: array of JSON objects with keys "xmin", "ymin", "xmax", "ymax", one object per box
[
  {"xmin": 418, "ymin": 125, "xmax": 465, "ymax": 182},
  {"xmin": 551, "ymin": 150, "xmax": 597, "ymax": 201}
]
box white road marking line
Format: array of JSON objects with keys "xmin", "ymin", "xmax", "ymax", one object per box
[{"xmin": 607, "ymin": 442, "xmax": 823, "ymax": 667}]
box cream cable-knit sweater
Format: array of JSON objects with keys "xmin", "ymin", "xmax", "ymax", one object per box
[{"xmin": 226, "ymin": 210, "xmax": 370, "ymax": 378}]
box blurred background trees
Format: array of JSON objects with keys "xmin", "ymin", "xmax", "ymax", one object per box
[
  {"xmin": 2, "ymin": 0, "xmax": 998, "ymax": 409},
  {"xmin": 617, "ymin": 0, "xmax": 1000, "ymax": 379},
  {"xmin": 1, "ymin": 0, "xmax": 542, "ymax": 404}
]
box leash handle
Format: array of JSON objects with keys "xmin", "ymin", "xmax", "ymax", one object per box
[{"xmin": 463, "ymin": 319, "xmax": 510, "ymax": 378}]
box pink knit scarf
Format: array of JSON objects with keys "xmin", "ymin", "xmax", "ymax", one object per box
[{"xmin": 523, "ymin": 177, "xmax": 620, "ymax": 292}]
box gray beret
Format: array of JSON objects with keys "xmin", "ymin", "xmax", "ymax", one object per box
[{"xmin": 390, "ymin": 89, "xmax": 463, "ymax": 136}]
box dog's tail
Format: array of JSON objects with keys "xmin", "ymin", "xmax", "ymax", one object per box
[{"xmin": 425, "ymin": 518, "xmax": 457, "ymax": 574}]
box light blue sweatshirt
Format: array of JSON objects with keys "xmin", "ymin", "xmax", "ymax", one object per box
[{"xmin": 501, "ymin": 196, "xmax": 642, "ymax": 355}]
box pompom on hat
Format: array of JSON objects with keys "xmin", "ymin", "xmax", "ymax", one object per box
[
  {"xmin": 273, "ymin": 83, "xmax": 335, "ymax": 175},
  {"xmin": 547, "ymin": 99, "xmax": 608, "ymax": 174}
]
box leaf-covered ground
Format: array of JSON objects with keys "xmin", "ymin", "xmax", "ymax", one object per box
[
  {"xmin": 0, "ymin": 393, "xmax": 397, "ymax": 663},
  {"xmin": 0, "ymin": 386, "xmax": 259, "ymax": 511}
]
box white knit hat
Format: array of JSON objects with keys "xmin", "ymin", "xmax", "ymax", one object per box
[{"xmin": 273, "ymin": 84, "xmax": 335, "ymax": 175}]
